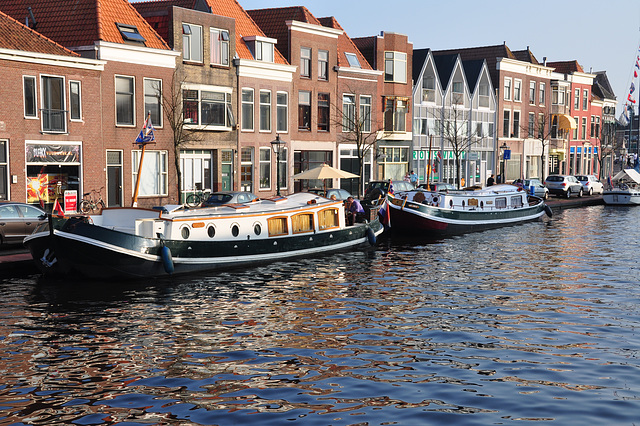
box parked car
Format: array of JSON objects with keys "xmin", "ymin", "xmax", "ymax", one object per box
[
  {"xmin": 521, "ymin": 178, "xmax": 549, "ymax": 199},
  {"xmin": 363, "ymin": 180, "xmax": 414, "ymax": 204},
  {"xmin": 418, "ymin": 182, "xmax": 456, "ymax": 192},
  {"xmin": 544, "ymin": 175, "xmax": 583, "ymax": 198},
  {"xmin": 201, "ymin": 191, "xmax": 258, "ymax": 206},
  {"xmin": 307, "ymin": 188, "xmax": 353, "ymax": 201},
  {"xmin": 575, "ymin": 175, "xmax": 604, "ymax": 195},
  {"xmin": 0, "ymin": 201, "xmax": 47, "ymax": 245}
]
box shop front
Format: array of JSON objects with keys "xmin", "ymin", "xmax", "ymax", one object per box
[{"xmin": 26, "ymin": 141, "xmax": 81, "ymax": 211}]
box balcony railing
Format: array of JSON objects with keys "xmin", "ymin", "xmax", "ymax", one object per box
[{"xmin": 41, "ymin": 109, "xmax": 67, "ymax": 133}]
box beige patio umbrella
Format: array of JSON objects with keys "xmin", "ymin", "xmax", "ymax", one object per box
[{"xmin": 293, "ymin": 164, "xmax": 359, "ymax": 193}]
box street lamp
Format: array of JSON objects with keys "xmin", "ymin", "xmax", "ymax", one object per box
[
  {"xmin": 271, "ymin": 134, "xmax": 284, "ymax": 196},
  {"xmin": 499, "ymin": 142, "xmax": 509, "ymax": 184}
]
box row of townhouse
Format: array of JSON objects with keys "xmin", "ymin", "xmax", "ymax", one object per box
[
  {"xmin": 413, "ymin": 44, "xmax": 617, "ymax": 187},
  {"xmin": 0, "ymin": 0, "xmax": 616, "ymax": 210},
  {"xmin": 0, "ymin": 0, "xmax": 413, "ymax": 209}
]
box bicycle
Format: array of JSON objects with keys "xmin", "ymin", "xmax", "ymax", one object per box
[
  {"xmin": 80, "ymin": 187, "xmax": 106, "ymax": 214},
  {"xmin": 185, "ymin": 190, "xmax": 210, "ymax": 208}
]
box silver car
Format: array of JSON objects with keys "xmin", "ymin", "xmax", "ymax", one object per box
[
  {"xmin": 544, "ymin": 175, "xmax": 583, "ymax": 198},
  {"xmin": 522, "ymin": 179, "xmax": 549, "ymax": 199},
  {"xmin": 575, "ymin": 175, "xmax": 604, "ymax": 195}
]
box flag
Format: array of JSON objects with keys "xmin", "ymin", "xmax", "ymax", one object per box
[
  {"xmin": 635, "ymin": 70, "xmax": 638, "ymax": 78},
  {"xmin": 379, "ymin": 199, "xmax": 391, "ymax": 228},
  {"xmin": 620, "ymin": 108, "xmax": 630, "ymax": 126},
  {"xmin": 53, "ymin": 198, "xmax": 64, "ymax": 215},
  {"xmin": 628, "ymin": 93, "xmax": 636, "ymax": 104},
  {"xmin": 135, "ymin": 113, "xmax": 155, "ymax": 144},
  {"xmin": 631, "ymin": 82, "xmax": 636, "ymax": 94},
  {"xmin": 388, "ymin": 182, "xmax": 394, "ymax": 195}
]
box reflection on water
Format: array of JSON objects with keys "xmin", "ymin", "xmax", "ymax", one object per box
[{"xmin": 1, "ymin": 205, "xmax": 640, "ymax": 425}]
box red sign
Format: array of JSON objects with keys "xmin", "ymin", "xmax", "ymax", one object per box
[{"xmin": 64, "ymin": 190, "xmax": 77, "ymax": 213}]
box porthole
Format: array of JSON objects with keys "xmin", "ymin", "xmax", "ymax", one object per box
[
  {"xmin": 207, "ymin": 225, "xmax": 215, "ymax": 238},
  {"xmin": 232, "ymin": 224, "xmax": 239, "ymax": 237},
  {"xmin": 181, "ymin": 226, "xmax": 190, "ymax": 239},
  {"xmin": 254, "ymin": 223, "xmax": 262, "ymax": 235}
]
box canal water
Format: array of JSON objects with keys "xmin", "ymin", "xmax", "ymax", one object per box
[{"xmin": 1, "ymin": 205, "xmax": 639, "ymax": 425}]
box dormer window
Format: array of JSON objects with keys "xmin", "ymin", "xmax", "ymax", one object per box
[
  {"xmin": 244, "ymin": 36, "xmax": 276, "ymax": 63},
  {"xmin": 345, "ymin": 53, "xmax": 361, "ymax": 68},
  {"xmin": 116, "ymin": 23, "xmax": 145, "ymax": 44}
]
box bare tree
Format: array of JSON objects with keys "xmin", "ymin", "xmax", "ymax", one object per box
[
  {"xmin": 519, "ymin": 112, "xmax": 553, "ymax": 181},
  {"xmin": 595, "ymin": 120, "xmax": 620, "ymax": 181},
  {"xmin": 440, "ymin": 98, "xmax": 476, "ymax": 189}
]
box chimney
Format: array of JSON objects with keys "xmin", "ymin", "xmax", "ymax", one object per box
[
  {"xmin": 543, "ymin": 56, "xmax": 547, "ymax": 66},
  {"xmin": 26, "ymin": 7, "xmax": 37, "ymax": 30}
]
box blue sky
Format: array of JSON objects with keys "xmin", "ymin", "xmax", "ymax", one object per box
[{"xmin": 239, "ymin": 0, "xmax": 640, "ymax": 115}]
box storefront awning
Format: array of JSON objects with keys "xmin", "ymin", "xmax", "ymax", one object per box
[
  {"xmin": 549, "ymin": 148, "xmax": 565, "ymax": 161},
  {"xmin": 557, "ymin": 114, "xmax": 577, "ymax": 131}
]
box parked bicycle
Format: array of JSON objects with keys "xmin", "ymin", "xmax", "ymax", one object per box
[
  {"xmin": 185, "ymin": 190, "xmax": 210, "ymax": 207},
  {"xmin": 80, "ymin": 187, "xmax": 106, "ymax": 213}
]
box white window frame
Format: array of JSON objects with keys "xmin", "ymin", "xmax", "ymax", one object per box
[
  {"xmin": 41, "ymin": 74, "xmax": 67, "ymax": 134},
  {"xmin": 574, "ymin": 88, "xmax": 580, "ymax": 110},
  {"xmin": 318, "ymin": 49, "xmax": 329, "ymax": 80},
  {"xmin": 241, "ymin": 88, "xmax": 254, "ymax": 131},
  {"xmin": 259, "ymin": 90, "xmax": 271, "ymax": 132},
  {"xmin": 539, "ymin": 82, "xmax": 545, "ymax": 105},
  {"xmin": 276, "ymin": 91, "xmax": 288, "ymax": 133},
  {"xmin": 182, "ymin": 23, "xmax": 203, "ymax": 63},
  {"xmin": 512, "ymin": 110, "xmax": 520, "ymax": 138},
  {"xmin": 23, "ymin": 75, "xmax": 38, "ymax": 119},
  {"xmin": 514, "ymin": 79, "xmax": 522, "ymax": 102},
  {"xmin": 132, "ymin": 150, "xmax": 168, "ymax": 196},
  {"xmin": 69, "ymin": 80, "xmax": 82, "ymax": 121},
  {"xmin": 342, "ymin": 94, "xmax": 356, "ymax": 132},
  {"xmin": 345, "ymin": 52, "xmax": 361, "ymax": 68},
  {"xmin": 259, "ymin": 147, "xmax": 271, "ymax": 190},
  {"xmin": 115, "ymin": 75, "xmax": 135, "ymax": 126},
  {"xmin": 529, "ymin": 81, "xmax": 536, "ymax": 105},
  {"xmin": 503, "ymin": 109, "xmax": 510, "ymax": 137},
  {"xmin": 182, "ymin": 84, "xmax": 234, "ymax": 130},
  {"xmin": 503, "ymin": 77, "xmax": 512, "ymax": 100},
  {"xmin": 143, "ymin": 78, "xmax": 162, "ymax": 128},
  {"xmin": 300, "ymin": 47, "xmax": 311, "ymax": 78},
  {"xmin": 583, "ymin": 89, "xmax": 588, "ymax": 110},
  {"xmin": 210, "ymin": 27, "xmax": 230, "ymax": 66},
  {"xmin": 384, "ymin": 51, "xmax": 407, "ymax": 83},
  {"xmin": 360, "ymin": 95, "xmax": 371, "ymax": 133}
]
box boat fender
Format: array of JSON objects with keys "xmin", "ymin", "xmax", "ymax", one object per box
[
  {"xmin": 366, "ymin": 226, "xmax": 376, "ymax": 246},
  {"xmin": 544, "ymin": 204, "xmax": 553, "ymax": 218},
  {"xmin": 160, "ymin": 245, "xmax": 174, "ymax": 274}
]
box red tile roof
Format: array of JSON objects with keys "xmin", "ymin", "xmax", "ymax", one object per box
[
  {"xmin": 546, "ymin": 60, "xmax": 584, "ymax": 74},
  {"xmin": 0, "ymin": 10, "xmax": 78, "ymax": 56},
  {"xmin": 317, "ymin": 16, "xmax": 371, "ymax": 70},
  {"xmin": 0, "ymin": 0, "xmax": 169, "ymax": 50},
  {"xmin": 247, "ymin": 6, "xmax": 321, "ymax": 61}
]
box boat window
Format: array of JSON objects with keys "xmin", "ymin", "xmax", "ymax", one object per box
[
  {"xmin": 254, "ymin": 223, "xmax": 262, "ymax": 236},
  {"xmin": 181, "ymin": 226, "xmax": 190, "ymax": 239},
  {"xmin": 207, "ymin": 225, "xmax": 215, "ymax": 238},
  {"xmin": 495, "ymin": 197, "xmax": 507, "ymax": 209},
  {"xmin": 510, "ymin": 196, "xmax": 523, "ymax": 208},
  {"xmin": 268, "ymin": 216, "xmax": 288, "ymax": 236},
  {"xmin": 318, "ymin": 208, "xmax": 339, "ymax": 230},
  {"xmin": 231, "ymin": 224, "xmax": 239, "ymax": 237},
  {"xmin": 292, "ymin": 213, "xmax": 314, "ymax": 234}
]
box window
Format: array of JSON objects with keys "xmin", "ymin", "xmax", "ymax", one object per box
[
  {"xmin": 479, "ymin": 83, "xmax": 489, "ymax": 108},
  {"xmin": 210, "ymin": 28, "xmax": 230, "ymax": 66},
  {"xmin": 254, "ymin": 40, "xmax": 274, "ymax": 62},
  {"xmin": 259, "ymin": 90, "xmax": 271, "ymax": 132},
  {"xmin": 504, "ymin": 77, "xmax": 512, "ymax": 100},
  {"xmin": 318, "ymin": 50, "xmax": 328, "ymax": 80},
  {"xmin": 116, "ymin": 23, "xmax": 145, "ymax": 43},
  {"xmin": 552, "ymin": 87, "xmax": 565, "ymax": 105},
  {"xmin": 276, "ymin": 92, "xmax": 288, "ymax": 133},
  {"xmin": 384, "ymin": 51, "xmax": 407, "ymax": 83},
  {"xmin": 298, "ymin": 90, "xmax": 311, "ymax": 130},
  {"xmin": 115, "ymin": 75, "xmax": 134, "ymax": 126},
  {"xmin": 423, "ymin": 75, "xmax": 436, "ymax": 103},
  {"xmin": 574, "ymin": 88, "xmax": 580, "ymax": 110},
  {"xmin": 452, "ymin": 81, "xmax": 463, "ymax": 94},
  {"xmin": 300, "ymin": 47, "xmax": 311, "ymax": 78},
  {"xmin": 512, "ymin": 111, "xmax": 520, "ymax": 138},
  {"xmin": 69, "ymin": 81, "xmax": 82, "ymax": 121},
  {"xmin": 183, "ymin": 88, "xmax": 233, "ymax": 128},
  {"xmin": 317, "ymin": 93, "xmax": 329, "ymax": 131},
  {"xmin": 528, "ymin": 112, "xmax": 535, "ymax": 137},
  {"xmin": 342, "ymin": 94, "xmax": 355, "ymax": 131},
  {"xmin": 345, "ymin": 52, "xmax": 361, "ymax": 68},
  {"xmin": 529, "ymin": 81, "xmax": 536, "ymax": 105},
  {"xmin": 596, "ymin": 116, "xmax": 600, "ymax": 139},
  {"xmin": 573, "ymin": 116, "xmax": 578, "ymax": 139},
  {"xmin": 590, "ymin": 116, "xmax": 595, "ymax": 138},
  {"xmin": 23, "ymin": 76, "xmax": 37, "ymax": 118},
  {"xmin": 41, "ymin": 75, "xmax": 66, "ymax": 133},
  {"xmin": 384, "ymin": 98, "xmax": 406, "ymax": 132},
  {"xmin": 539, "ymin": 82, "xmax": 545, "ymax": 105},
  {"xmin": 144, "ymin": 78, "xmax": 161, "ymax": 127},
  {"xmin": 360, "ymin": 95, "xmax": 371, "ymax": 132},
  {"xmin": 259, "ymin": 147, "xmax": 271, "ymax": 189},
  {"xmin": 241, "ymin": 88, "xmax": 254, "ymax": 131},
  {"xmin": 538, "ymin": 113, "xmax": 544, "ymax": 138},
  {"xmin": 583, "ymin": 89, "xmax": 588, "ymax": 110},
  {"xmin": 514, "ymin": 79, "xmax": 522, "ymax": 101},
  {"xmin": 503, "ymin": 110, "xmax": 510, "ymax": 137},
  {"xmin": 0, "ymin": 140, "xmax": 7, "ymax": 200},
  {"xmin": 581, "ymin": 117, "xmax": 587, "ymax": 139},
  {"xmin": 182, "ymin": 23, "xmax": 203, "ymax": 62},
  {"xmin": 132, "ymin": 150, "xmax": 167, "ymax": 196}
]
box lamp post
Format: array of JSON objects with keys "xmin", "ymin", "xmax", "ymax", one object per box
[
  {"xmin": 271, "ymin": 134, "xmax": 284, "ymax": 196},
  {"xmin": 499, "ymin": 142, "xmax": 509, "ymax": 184}
]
